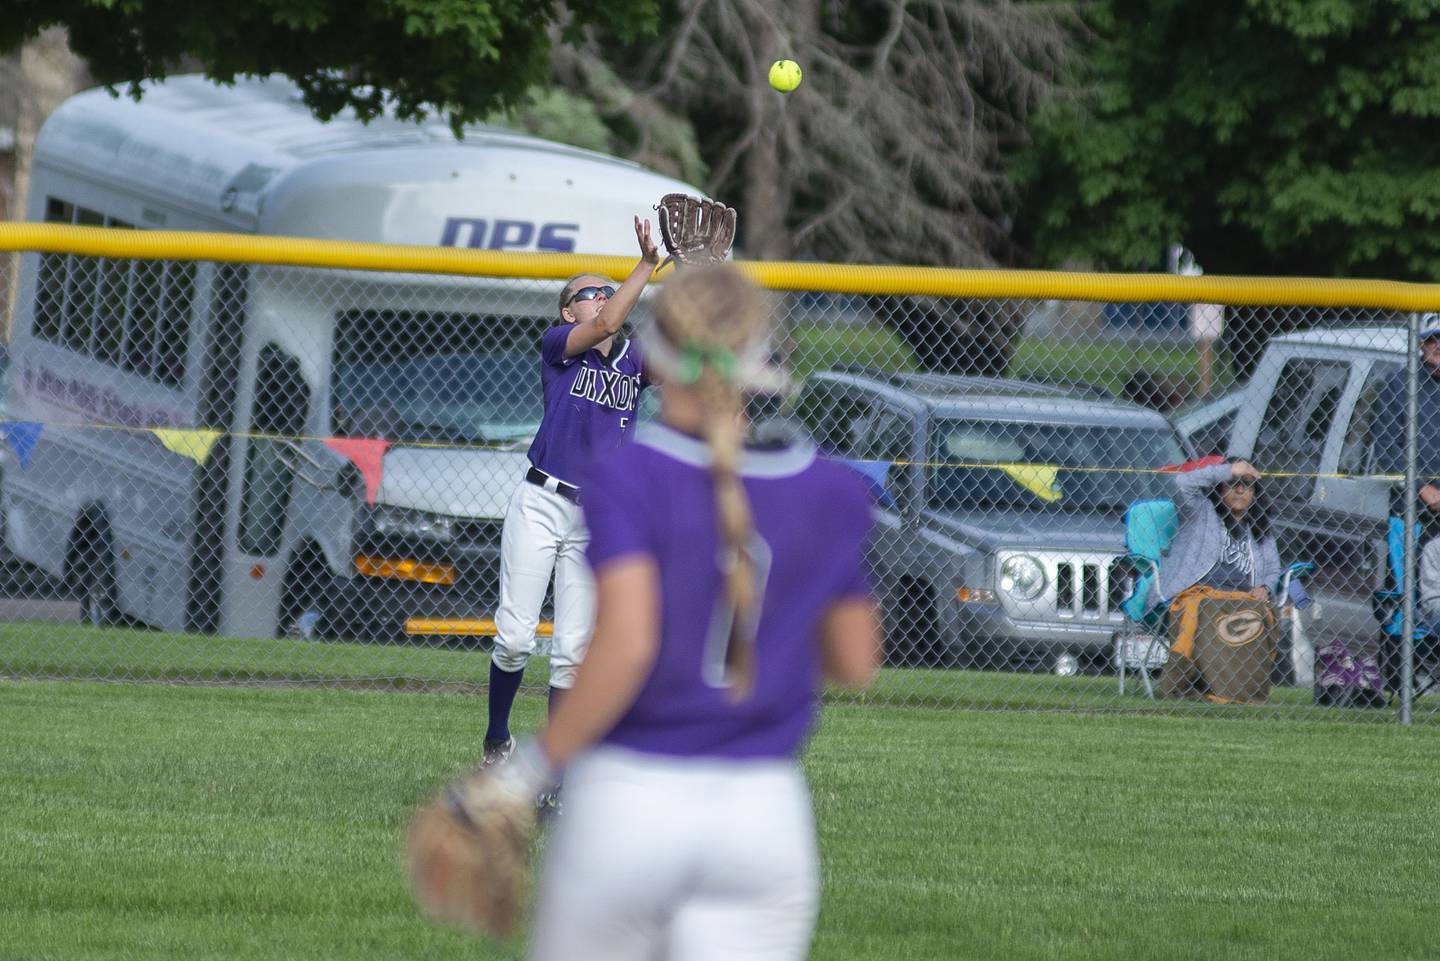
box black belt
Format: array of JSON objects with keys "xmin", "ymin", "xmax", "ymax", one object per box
[{"xmin": 526, "ymin": 467, "xmax": 581, "ymax": 504}]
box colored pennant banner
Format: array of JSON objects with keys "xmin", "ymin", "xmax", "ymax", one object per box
[
  {"xmin": 151, "ymin": 429, "xmax": 223, "ymax": 466},
  {"xmin": 0, "ymin": 421, "xmax": 44, "ymax": 469},
  {"xmin": 841, "ymin": 458, "xmax": 897, "ymax": 508},
  {"xmin": 999, "ymin": 463, "xmax": 1063, "ymax": 502},
  {"xmin": 323, "ymin": 437, "xmax": 392, "ymax": 505}
]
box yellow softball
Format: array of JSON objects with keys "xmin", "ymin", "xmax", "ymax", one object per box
[{"xmin": 769, "ymin": 60, "xmax": 802, "ymax": 94}]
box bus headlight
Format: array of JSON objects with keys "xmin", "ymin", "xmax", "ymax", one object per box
[
  {"xmin": 369, "ymin": 505, "xmax": 455, "ymax": 542},
  {"xmin": 999, "ymin": 555, "xmax": 1046, "ymax": 601}
]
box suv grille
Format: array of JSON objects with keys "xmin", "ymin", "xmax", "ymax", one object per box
[{"xmin": 1053, "ymin": 559, "xmax": 1132, "ymax": 619}]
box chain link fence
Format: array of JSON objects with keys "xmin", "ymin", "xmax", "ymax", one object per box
[{"xmin": 0, "ymin": 227, "xmax": 1436, "ymax": 722}]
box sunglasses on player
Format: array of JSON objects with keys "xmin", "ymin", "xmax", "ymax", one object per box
[
  {"xmin": 564, "ymin": 284, "xmax": 616, "ymax": 307},
  {"xmin": 1222, "ymin": 477, "xmax": 1258, "ymax": 492}
]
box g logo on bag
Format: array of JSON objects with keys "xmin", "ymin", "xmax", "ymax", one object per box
[{"xmin": 1216, "ymin": 610, "xmax": 1265, "ymax": 647}]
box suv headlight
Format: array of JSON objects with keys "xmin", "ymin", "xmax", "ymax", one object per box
[
  {"xmin": 369, "ymin": 505, "xmax": 455, "ymax": 542},
  {"xmin": 999, "ymin": 554, "xmax": 1046, "ymax": 601}
]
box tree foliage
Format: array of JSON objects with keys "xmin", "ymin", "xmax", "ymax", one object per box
[
  {"xmin": 0, "ymin": 0, "xmax": 660, "ymax": 130},
  {"xmin": 1014, "ymin": 0, "xmax": 1440, "ymax": 281}
]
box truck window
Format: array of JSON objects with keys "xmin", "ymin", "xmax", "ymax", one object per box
[
  {"xmin": 1188, "ymin": 411, "xmax": 1236, "ymax": 459},
  {"xmin": 1253, "ymin": 358, "xmax": 1350, "ymax": 481},
  {"xmin": 856, "ymin": 406, "xmax": 915, "ymax": 504},
  {"xmin": 926, "ymin": 419, "xmax": 1184, "ymax": 513},
  {"xmin": 856, "ymin": 407, "xmax": 913, "ymax": 463},
  {"xmin": 795, "ymin": 383, "xmax": 874, "ymax": 457},
  {"xmin": 1340, "ymin": 362, "xmax": 1402, "ymax": 475},
  {"xmin": 793, "ymin": 382, "xmax": 829, "ymax": 444}
]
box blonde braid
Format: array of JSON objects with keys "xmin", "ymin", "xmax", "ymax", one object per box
[{"xmin": 654, "ymin": 266, "xmax": 772, "ymax": 701}]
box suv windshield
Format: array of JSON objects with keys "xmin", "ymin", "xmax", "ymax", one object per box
[
  {"xmin": 332, "ymin": 309, "xmax": 546, "ymax": 445},
  {"xmin": 926, "ymin": 419, "xmax": 1184, "ymax": 513}
]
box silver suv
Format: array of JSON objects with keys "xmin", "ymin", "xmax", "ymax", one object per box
[{"xmin": 793, "ymin": 368, "xmax": 1192, "ymax": 672}]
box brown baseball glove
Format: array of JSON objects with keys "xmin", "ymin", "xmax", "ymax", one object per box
[
  {"xmin": 655, "ymin": 193, "xmax": 738, "ymax": 267},
  {"xmin": 406, "ymin": 743, "xmax": 555, "ymax": 939}
]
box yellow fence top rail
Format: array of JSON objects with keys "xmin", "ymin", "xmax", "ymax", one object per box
[{"xmin": 5, "ymin": 222, "xmax": 1440, "ymax": 312}]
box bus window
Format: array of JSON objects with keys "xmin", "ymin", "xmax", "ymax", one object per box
[
  {"xmin": 35, "ymin": 198, "xmax": 76, "ymax": 342},
  {"xmin": 156, "ymin": 262, "xmax": 195, "ymax": 388},
  {"xmin": 34, "ymin": 252, "xmax": 66, "ymax": 343},
  {"xmin": 95, "ymin": 262, "xmax": 131, "ymax": 366},
  {"xmin": 44, "ymin": 198, "xmax": 74, "ymax": 223},
  {"xmin": 94, "ymin": 219, "xmax": 136, "ymax": 367},
  {"xmin": 123, "ymin": 260, "xmax": 163, "ymax": 378},
  {"xmin": 60, "ymin": 207, "xmax": 104, "ymax": 353}
]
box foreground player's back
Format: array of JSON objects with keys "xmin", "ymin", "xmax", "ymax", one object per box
[{"xmin": 582, "ymin": 423, "xmax": 874, "ymax": 760}]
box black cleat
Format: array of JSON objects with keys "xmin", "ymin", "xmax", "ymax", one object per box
[{"xmin": 479, "ymin": 736, "xmax": 516, "ymax": 769}]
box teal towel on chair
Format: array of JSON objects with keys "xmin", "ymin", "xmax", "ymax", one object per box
[{"xmin": 1120, "ymin": 500, "xmax": 1178, "ymax": 622}]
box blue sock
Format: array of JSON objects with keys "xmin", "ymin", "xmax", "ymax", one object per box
[
  {"xmin": 486, "ymin": 662, "xmax": 525, "ymax": 744},
  {"xmin": 548, "ymin": 685, "xmax": 567, "ymax": 721}
]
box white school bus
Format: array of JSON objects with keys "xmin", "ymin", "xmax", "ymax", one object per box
[{"xmin": 3, "ymin": 74, "xmax": 700, "ymax": 641}]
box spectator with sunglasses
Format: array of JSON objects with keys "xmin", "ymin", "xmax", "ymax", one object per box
[
  {"xmin": 481, "ymin": 217, "xmax": 662, "ymax": 775},
  {"xmin": 1152, "ymin": 458, "xmax": 1280, "ymax": 606}
]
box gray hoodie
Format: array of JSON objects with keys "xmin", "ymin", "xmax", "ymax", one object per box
[{"xmin": 1151, "ymin": 462, "xmax": 1281, "ymax": 607}]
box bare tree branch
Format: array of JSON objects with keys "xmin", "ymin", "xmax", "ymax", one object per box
[{"xmin": 555, "ymin": 0, "xmax": 1076, "ymax": 266}]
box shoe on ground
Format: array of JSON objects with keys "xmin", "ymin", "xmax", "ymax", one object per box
[{"xmin": 479, "ymin": 736, "xmax": 516, "ymax": 769}]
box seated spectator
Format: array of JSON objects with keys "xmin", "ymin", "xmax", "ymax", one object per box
[
  {"xmin": 1152, "ymin": 458, "xmax": 1278, "ymax": 608},
  {"xmin": 1154, "ymin": 458, "xmax": 1284, "ymax": 701}
]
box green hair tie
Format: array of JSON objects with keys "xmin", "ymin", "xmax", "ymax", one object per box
[
  {"xmin": 676, "ymin": 346, "xmax": 705, "ymax": 384},
  {"xmin": 676, "ymin": 344, "xmax": 739, "ymax": 384}
]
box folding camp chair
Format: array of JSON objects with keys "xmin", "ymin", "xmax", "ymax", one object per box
[
  {"xmin": 1113, "ymin": 500, "xmax": 1175, "ymax": 698},
  {"xmin": 1114, "ymin": 498, "xmax": 1315, "ymax": 698},
  {"xmin": 1370, "ymin": 517, "xmax": 1440, "ymax": 700}
]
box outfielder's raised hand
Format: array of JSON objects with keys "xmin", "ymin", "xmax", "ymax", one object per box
[{"xmin": 635, "ymin": 216, "xmax": 659, "ymax": 266}]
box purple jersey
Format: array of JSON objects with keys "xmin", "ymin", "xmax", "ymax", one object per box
[
  {"xmin": 582, "ymin": 423, "xmax": 874, "ymax": 760},
  {"xmin": 526, "ymin": 325, "xmax": 651, "ymax": 485}
]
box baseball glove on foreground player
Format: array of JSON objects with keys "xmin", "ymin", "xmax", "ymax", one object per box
[
  {"xmin": 654, "ymin": 193, "xmax": 738, "ymax": 267},
  {"xmin": 406, "ymin": 742, "xmax": 557, "ymax": 938}
]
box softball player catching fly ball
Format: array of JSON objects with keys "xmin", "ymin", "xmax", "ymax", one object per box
[
  {"xmin": 480, "ymin": 216, "xmax": 660, "ymax": 766},
  {"xmin": 521, "ymin": 264, "xmax": 882, "ymax": 960}
]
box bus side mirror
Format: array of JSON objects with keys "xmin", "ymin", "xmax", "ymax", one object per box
[{"xmin": 275, "ymin": 438, "xmax": 342, "ymax": 493}]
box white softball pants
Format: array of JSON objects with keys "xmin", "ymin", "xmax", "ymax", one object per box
[
  {"xmin": 491, "ymin": 480, "xmax": 595, "ymax": 688},
  {"xmin": 530, "ymin": 747, "xmax": 820, "ymax": 961}
]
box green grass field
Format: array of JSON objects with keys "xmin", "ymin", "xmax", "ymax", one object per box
[
  {"xmin": 2, "ymin": 679, "xmax": 1436, "ymax": 961},
  {"xmin": 790, "ymin": 323, "xmax": 918, "ymax": 380},
  {"xmin": 4, "ymin": 622, "xmax": 1430, "ymax": 722},
  {"xmin": 1008, "ymin": 338, "xmax": 1236, "ymax": 400}
]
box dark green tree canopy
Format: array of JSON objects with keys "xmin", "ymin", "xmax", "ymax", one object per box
[
  {"xmin": 2, "ymin": 0, "xmax": 659, "ymax": 130},
  {"xmin": 1014, "ymin": 0, "xmax": 1440, "ymax": 280}
]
